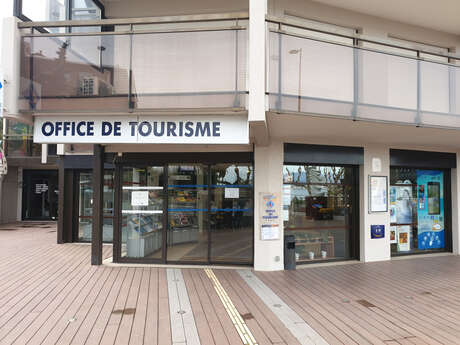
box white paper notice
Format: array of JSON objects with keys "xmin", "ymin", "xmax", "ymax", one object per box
[
  {"xmin": 261, "ymin": 225, "xmax": 279, "ymax": 240},
  {"xmin": 131, "ymin": 191, "xmax": 149, "ymax": 206},
  {"xmin": 225, "ymin": 188, "xmax": 239, "ymax": 199}
]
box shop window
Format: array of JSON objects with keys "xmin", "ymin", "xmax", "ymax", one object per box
[
  {"xmin": 390, "ymin": 167, "xmax": 448, "ymax": 254},
  {"xmin": 283, "ymin": 165, "xmax": 357, "ymax": 262}
]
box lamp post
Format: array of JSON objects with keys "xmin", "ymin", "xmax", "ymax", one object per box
[{"xmin": 289, "ymin": 48, "xmax": 302, "ymax": 112}]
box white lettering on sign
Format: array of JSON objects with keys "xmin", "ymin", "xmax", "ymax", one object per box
[{"xmin": 33, "ymin": 115, "xmax": 249, "ymax": 144}]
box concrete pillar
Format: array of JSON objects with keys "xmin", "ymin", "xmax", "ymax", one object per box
[
  {"xmin": 360, "ymin": 145, "xmax": 391, "ymax": 262},
  {"xmin": 249, "ymin": 0, "xmax": 267, "ymax": 123},
  {"xmin": 254, "ymin": 139, "xmax": 284, "ymax": 271},
  {"xmin": 1, "ymin": 17, "xmax": 20, "ymax": 118}
]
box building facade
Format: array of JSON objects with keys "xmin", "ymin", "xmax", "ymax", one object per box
[{"xmin": 2, "ymin": 0, "xmax": 460, "ymax": 270}]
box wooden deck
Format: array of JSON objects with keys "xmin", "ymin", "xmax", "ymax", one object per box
[{"xmin": 1, "ymin": 223, "xmax": 460, "ymax": 344}]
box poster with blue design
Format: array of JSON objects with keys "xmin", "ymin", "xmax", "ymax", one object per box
[{"xmin": 417, "ymin": 170, "xmax": 444, "ymax": 250}]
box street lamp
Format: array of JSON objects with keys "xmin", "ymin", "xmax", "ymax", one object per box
[{"xmin": 289, "ymin": 48, "xmax": 302, "ymax": 112}]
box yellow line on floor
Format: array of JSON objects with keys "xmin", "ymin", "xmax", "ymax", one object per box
[{"xmin": 204, "ymin": 268, "xmax": 258, "ymax": 345}]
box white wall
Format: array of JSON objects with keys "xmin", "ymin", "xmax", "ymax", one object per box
[
  {"xmin": 360, "ymin": 145, "xmax": 391, "ymax": 262},
  {"xmin": 253, "ymin": 139, "xmax": 284, "ymax": 270}
]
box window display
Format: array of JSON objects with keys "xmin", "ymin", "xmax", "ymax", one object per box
[
  {"xmin": 390, "ymin": 168, "xmax": 447, "ymax": 254},
  {"xmin": 283, "ymin": 165, "xmax": 356, "ymax": 262}
]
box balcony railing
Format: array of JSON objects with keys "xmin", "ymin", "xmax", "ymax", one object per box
[
  {"xmin": 19, "ymin": 13, "xmax": 248, "ymax": 113},
  {"xmin": 268, "ymin": 17, "xmax": 460, "ymax": 129}
]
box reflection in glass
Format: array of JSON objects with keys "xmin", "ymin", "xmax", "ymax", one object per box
[
  {"xmin": 78, "ymin": 171, "xmax": 114, "ymax": 242},
  {"xmin": 121, "ymin": 167, "xmax": 164, "ymax": 259},
  {"xmin": 210, "ymin": 164, "xmax": 254, "ymax": 264},
  {"xmin": 390, "ymin": 168, "xmax": 446, "ymax": 255},
  {"xmin": 167, "ymin": 165, "xmax": 208, "ymax": 262},
  {"xmin": 283, "ymin": 165, "xmax": 354, "ymax": 262}
]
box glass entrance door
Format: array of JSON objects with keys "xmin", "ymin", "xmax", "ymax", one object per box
[
  {"xmin": 121, "ymin": 166, "xmax": 165, "ymax": 260},
  {"xmin": 117, "ymin": 163, "xmax": 254, "ymax": 264},
  {"xmin": 167, "ymin": 164, "xmax": 209, "ymax": 262}
]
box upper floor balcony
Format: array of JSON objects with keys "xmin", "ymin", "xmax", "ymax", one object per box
[
  {"xmin": 267, "ymin": 17, "xmax": 460, "ymax": 129},
  {"xmin": 18, "ymin": 14, "xmax": 248, "ymax": 114}
]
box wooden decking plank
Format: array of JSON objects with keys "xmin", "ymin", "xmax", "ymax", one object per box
[
  {"xmin": 99, "ymin": 267, "xmax": 136, "ymax": 345},
  {"xmin": 0, "ymin": 251, "xmax": 96, "ymax": 345},
  {"xmin": 129, "ymin": 268, "xmax": 150, "ymax": 345},
  {"xmin": 157, "ymin": 268, "xmax": 172, "ymax": 345},
  {"xmin": 84, "ymin": 267, "xmax": 130, "ymax": 345},
  {"xmin": 40, "ymin": 267, "xmax": 112, "ymax": 345},
  {"xmin": 196, "ymin": 269, "xmax": 245, "ymax": 345},
  {"xmin": 188, "ymin": 269, "xmax": 229, "ymax": 345},
  {"xmin": 143, "ymin": 268, "xmax": 159, "ymax": 345},
  {"xmin": 182, "ymin": 268, "xmax": 215, "ymax": 345},
  {"xmin": 220, "ymin": 269, "xmax": 301, "ymax": 345}
]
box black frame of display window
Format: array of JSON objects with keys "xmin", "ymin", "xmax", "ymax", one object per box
[
  {"xmin": 389, "ymin": 166, "xmax": 452, "ymax": 257},
  {"xmin": 282, "ymin": 162, "xmax": 361, "ymax": 264},
  {"xmin": 111, "ymin": 152, "xmax": 255, "ymax": 266}
]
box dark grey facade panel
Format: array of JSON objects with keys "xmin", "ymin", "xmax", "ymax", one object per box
[
  {"xmin": 390, "ymin": 149, "xmax": 456, "ymax": 169},
  {"xmin": 284, "ymin": 143, "xmax": 364, "ymax": 165}
]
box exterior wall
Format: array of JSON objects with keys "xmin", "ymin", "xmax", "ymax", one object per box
[
  {"xmin": 360, "ymin": 145, "xmax": 391, "ymax": 262},
  {"xmin": 253, "ymin": 139, "xmax": 284, "ymax": 270},
  {"xmin": 268, "ymin": 0, "xmax": 460, "ymax": 49},
  {"xmin": 104, "ymin": 0, "xmax": 248, "ymax": 18},
  {"xmin": 1, "ymin": 167, "xmax": 19, "ymax": 223}
]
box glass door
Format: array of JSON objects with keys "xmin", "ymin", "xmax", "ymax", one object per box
[
  {"xmin": 121, "ymin": 166, "xmax": 165, "ymax": 260},
  {"xmin": 210, "ymin": 164, "xmax": 254, "ymax": 264},
  {"xmin": 22, "ymin": 170, "xmax": 58, "ymax": 220},
  {"xmin": 77, "ymin": 171, "xmax": 114, "ymax": 242},
  {"xmin": 167, "ymin": 164, "xmax": 209, "ymax": 263}
]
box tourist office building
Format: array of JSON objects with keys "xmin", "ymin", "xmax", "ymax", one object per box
[{"xmin": 3, "ymin": 0, "xmax": 460, "ymax": 270}]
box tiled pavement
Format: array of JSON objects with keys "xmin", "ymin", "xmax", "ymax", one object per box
[{"xmin": 1, "ymin": 222, "xmax": 460, "ymax": 345}]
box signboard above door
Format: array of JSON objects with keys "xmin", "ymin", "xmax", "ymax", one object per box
[{"xmin": 33, "ymin": 114, "xmax": 249, "ymax": 145}]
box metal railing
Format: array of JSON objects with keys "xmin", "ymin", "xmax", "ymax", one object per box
[
  {"xmin": 267, "ymin": 16, "xmax": 460, "ymax": 129},
  {"xmin": 18, "ymin": 13, "xmax": 249, "ymax": 114}
]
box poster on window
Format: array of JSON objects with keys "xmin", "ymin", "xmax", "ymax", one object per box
[
  {"xmin": 390, "ymin": 186, "xmax": 397, "ymax": 223},
  {"xmin": 417, "ymin": 170, "xmax": 444, "ymax": 250},
  {"xmin": 390, "ymin": 226, "xmax": 398, "ymax": 244},
  {"xmin": 397, "ymin": 225, "xmax": 411, "ymax": 251},
  {"xmin": 394, "ymin": 185, "xmax": 413, "ymax": 224}
]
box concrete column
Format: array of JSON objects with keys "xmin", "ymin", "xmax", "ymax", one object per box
[
  {"xmin": 249, "ymin": 0, "xmax": 267, "ymax": 123},
  {"xmin": 254, "ymin": 139, "xmax": 284, "ymax": 271},
  {"xmin": 360, "ymin": 145, "xmax": 391, "ymax": 262},
  {"xmin": 451, "ymin": 153, "xmax": 460, "ymax": 254}
]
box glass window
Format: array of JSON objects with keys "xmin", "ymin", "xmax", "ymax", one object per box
[
  {"xmin": 121, "ymin": 166, "xmax": 164, "ymax": 259},
  {"xmin": 390, "ymin": 168, "xmax": 447, "ymax": 254},
  {"xmin": 77, "ymin": 170, "xmax": 114, "ymax": 242},
  {"xmin": 283, "ymin": 165, "xmax": 355, "ymax": 262}
]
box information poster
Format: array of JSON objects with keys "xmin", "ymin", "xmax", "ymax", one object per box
[
  {"xmin": 417, "ymin": 170, "xmax": 444, "ymax": 250},
  {"xmin": 131, "ymin": 191, "xmax": 149, "ymax": 206},
  {"xmin": 395, "ymin": 185, "xmax": 413, "ymax": 224},
  {"xmin": 260, "ymin": 192, "xmax": 280, "ymax": 240},
  {"xmin": 369, "ymin": 176, "xmax": 388, "ymax": 213},
  {"xmin": 390, "ymin": 226, "xmax": 397, "ymax": 244},
  {"xmin": 390, "ymin": 187, "xmax": 397, "ymax": 223},
  {"xmin": 397, "ymin": 225, "xmax": 411, "ymax": 251}
]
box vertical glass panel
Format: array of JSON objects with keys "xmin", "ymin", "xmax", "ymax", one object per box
[
  {"xmin": 390, "ymin": 168, "xmax": 446, "ymax": 255},
  {"xmin": 121, "ymin": 167, "xmax": 164, "ymax": 259},
  {"xmin": 78, "ymin": 172, "xmax": 93, "ymax": 241},
  {"xmin": 167, "ymin": 165, "xmax": 208, "ymax": 262},
  {"xmin": 77, "ymin": 170, "xmax": 114, "ymax": 242},
  {"xmin": 210, "ymin": 164, "xmax": 254, "ymax": 264},
  {"xmin": 283, "ymin": 165, "xmax": 354, "ymax": 262},
  {"xmin": 131, "ymin": 30, "xmax": 247, "ymax": 109},
  {"xmin": 359, "ymin": 48, "xmax": 417, "ymax": 110},
  {"xmin": 70, "ymin": 0, "xmax": 102, "ymax": 33},
  {"xmin": 268, "ymin": 32, "xmax": 354, "ymax": 115},
  {"xmin": 20, "ymin": 35, "xmax": 130, "ymax": 112},
  {"xmin": 22, "ymin": 170, "xmax": 58, "ymax": 220},
  {"xmin": 420, "ymin": 60, "xmax": 450, "ymax": 113}
]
